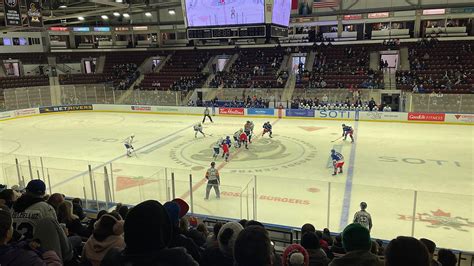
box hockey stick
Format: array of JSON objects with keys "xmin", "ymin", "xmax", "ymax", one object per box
[{"xmin": 331, "ymin": 136, "xmax": 344, "ymax": 143}]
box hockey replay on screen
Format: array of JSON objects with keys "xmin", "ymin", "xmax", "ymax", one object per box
[{"xmin": 185, "ymin": 0, "xmax": 291, "ymax": 27}]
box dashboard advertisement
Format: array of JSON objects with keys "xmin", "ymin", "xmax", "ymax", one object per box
[{"xmin": 185, "ymin": 0, "xmax": 264, "ymax": 27}]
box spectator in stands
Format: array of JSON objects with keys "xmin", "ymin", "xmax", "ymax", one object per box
[
  {"xmin": 0, "ymin": 207, "xmax": 62, "ymax": 266},
  {"xmin": 12, "ymin": 180, "xmax": 56, "ymax": 237},
  {"xmin": 47, "ymin": 193, "xmax": 64, "ymax": 213},
  {"xmin": 82, "ymin": 211, "xmax": 125, "ymax": 266},
  {"xmin": 329, "ymin": 223, "xmax": 380, "ymax": 266},
  {"xmin": 206, "ymin": 222, "xmax": 223, "ymax": 248},
  {"xmin": 300, "ymin": 232, "xmax": 330, "ymax": 266},
  {"xmin": 282, "ymin": 244, "xmax": 309, "ymax": 266},
  {"xmin": 420, "ymin": 238, "xmax": 442, "ymax": 266},
  {"xmin": 234, "ymin": 225, "xmax": 273, "ymax": 266},
  {"xmin": 101, "ymin": 200, "xmax": 198, "ymax": 266},
  {"xmin": 201, "ymin": 222, "xmax": 243, "ymax": 266},
  {"xmin": 164, "ymin": 201, "xmax": 202, "ymax": 262},
  {"xmin": 0, "ymin": 189, "xmax": 16, "ymax": 209},
  {"xmin": 57, "ymin": 200, "xmax": 90, "ymax": 238},
  {"xmin": 118, "ymin": 205, "xmax": 129, "ymax": 220},
  {"xmin": 385, "ymin": 236, "xmax": 430, "ymax": 266},
  {"xmin": 322, "ymin": 228, "xmax": 333, "ymax": 246},
  {"xmin": 437, "ymin": 249, "xmax": 457, "ymax": 266},
  {"xmin": 72, "ymin": 198, "xmax": 86, "ymax": 221}
]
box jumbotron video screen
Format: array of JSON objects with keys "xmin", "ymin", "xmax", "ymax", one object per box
[{"xmin": 185, "ymin": 0, "xmax": 265, "ymax": 27}]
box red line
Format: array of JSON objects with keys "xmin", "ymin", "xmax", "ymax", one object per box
[{"xmin": 179, "ymin": 119, "xmax": 280, "ymax": 199}]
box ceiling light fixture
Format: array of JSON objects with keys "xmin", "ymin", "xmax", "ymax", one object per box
[
  {"xmin": 101, "ymin": 15, "xmax": 109, "ymax": 20},
  {"xmin": 113, "ymin": 12, "xmax": 121, "ymax": 17},
  {"xmin": 59, "ymin": 5, "xmax": 67, "ymax": 8},
  {"xmin": 168, "ymin": 9, "xmax": 176, "ymax": 15},
  {"xmin": 145, "ymin": 12, "xmax": 152, "ymax": 17},
  {"xmin": 123, "ymin": 13, "xmax": 130, "ymax": 18},
  {"xmin": 78, "ymin": 16, "xmax": 85, "ymax": 21}
]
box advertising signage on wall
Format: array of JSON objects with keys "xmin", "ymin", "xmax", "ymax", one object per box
[
  {"xmin": 26, "ymin": 0, "xmax": 43, "ymax": 27},
  {"xmin": 368, "ymin": 12, "xmax": 389, "ymax": 19},
  {"xmin": 3, "ymin": 0, "xmax": 22, "ymax": 27}
]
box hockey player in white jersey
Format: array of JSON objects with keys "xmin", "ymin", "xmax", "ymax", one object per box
[
  {"xmin": 212, "ymin": 139, "xmax": 221, "ymax": 159},
  {"xmin": 123, "ymin": 134, "xmax": 135, "ymax": 157},
  {"xmin": 194, "ymin": 122, "xmax": 206, "ymax": 138}
]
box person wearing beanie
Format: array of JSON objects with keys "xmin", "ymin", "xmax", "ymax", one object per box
[
  {"xmin": 419, "ymin": 238, "xmax": 442, "ymax": 266},
  {"xmin": 385, "ymin": 236, "xmax": 430, "ymax": 266},
  {"xmin": 0, "ymin": 207, "xmax": 62, "ymax": 266},
  {"xmin": 201, "ymin": 221, "xmax": 243, "ymax": 266},
  {"xmin": 282, "ymin": 244, "xmax": 309, "ymax": 266},
  {"xmin": 437, "ymin": 249, "xmax": 457, "ymax": 266},
  {"xmin": 329, "ymin": 223, "xmax": 381, "ymax": 266},
  {"xmin": 164, "ymin": 201, "xmax": 202, "ymax": 262},
  {"xmin": 234, "ymin": 225, "xmax": 274, "ymax": 266},
  {"xmin": 101, "ymin": 200, "xmax": 198, "ymax": 266},
  {"xmin": 82, "ymin": 212, "xmax": 125, "ymax": 266},
  {"xmin": 12, "ymin": 180, "xmax": 59, "ymax": 243},
  {"xmin": 301, "ymin": 232, "xmax": 330, "ymax": 266}
]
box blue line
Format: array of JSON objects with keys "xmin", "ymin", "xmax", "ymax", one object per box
[
  {"xmin": 51, "ymin": 124, "xmax": 192, "ymax": 189},
  {"xmin": 339, "ymin": 120, "xmax": 359, "ymax": 231}
]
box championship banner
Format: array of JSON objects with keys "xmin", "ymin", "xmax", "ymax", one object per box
[
  {"xmin": 26, "ymin": 0, "xmax": 43, "ymax": 28},
  {"xmin": 3, "ymin": 0, "xmax": 22, "ymax": 27}
]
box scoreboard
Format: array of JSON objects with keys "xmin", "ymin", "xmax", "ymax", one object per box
[{"xmin": 184, "ymin": 0, "xmax": 290, "ymax": 40}]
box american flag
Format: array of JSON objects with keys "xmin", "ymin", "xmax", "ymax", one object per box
[{"xmin": 313, "ymin": 0, "xmax": 340, "ymax": 8}]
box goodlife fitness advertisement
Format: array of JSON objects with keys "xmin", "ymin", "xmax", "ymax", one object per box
[
  {"xmin": 408, "ymin": 112, "xmax": 445, "ymax": 122},
  {"xmin": 185, "ymin": 0, "xmax": 264, "ymax": 27},
  {"xmin": 219, "ymin": 107, "xmax": 244, "ymax": 115}
]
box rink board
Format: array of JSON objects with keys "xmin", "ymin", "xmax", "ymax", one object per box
[{"xmin": 0, "ymin": 105, "xmax": 472, "ymax": 252}]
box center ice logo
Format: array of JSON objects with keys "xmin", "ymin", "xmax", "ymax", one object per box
[
  {"xmin": 170, "ymin": 136, "xmax": 317, "ymax": 173},
  {"xmin": 191, "ymin": 138, "xmax": 290, "ymax": 162}
]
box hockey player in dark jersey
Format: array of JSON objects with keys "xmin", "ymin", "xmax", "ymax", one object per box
[
  {"xmin": 244, "ymin": 121, "xmax": 254, "ymax": 143},
  {"xmin": 342, "ymin": 124, "xmax": 354, "ymax": 143},
  {"xmin": 262, "ymin": 122, "xmax": 273, "ymax": 138}
]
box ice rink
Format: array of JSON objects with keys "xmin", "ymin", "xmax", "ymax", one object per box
[{"xmin": 0, "ymin": 111, "xmax": 472, "ymax": 251}]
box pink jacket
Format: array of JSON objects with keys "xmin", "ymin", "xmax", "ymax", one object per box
[{"xmin": 82, "ymin": 235, "xmax": 125, "ymax": 266}]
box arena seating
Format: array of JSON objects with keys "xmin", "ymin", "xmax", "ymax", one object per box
[
  {"xmin": 0, "ymin": 76, "xmax": 49, "ymax": 89},
  {"xmin": 58, "ymin": 73, "xmax": 113, "ymax": 85},
  {"xmin": 0, "ymin": 53, "xmax": 48, "ymax": 64},
  {"xmin": 209, "ymin": 47, "xmax": 287, "ymax": 88},
  {"xmin": 139, "ymin": 50, "xmax": 211, "ymax": 91},
  {"xmin": 397, "ymin": 40, "xmax": 473, "ymax": 93},
  {"xmin": 296, "ymin": 44, "xmax": 383, "ymax": 90}
]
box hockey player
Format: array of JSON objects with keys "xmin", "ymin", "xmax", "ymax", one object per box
[
  {"xmin": 233, "ymin": 129, "xmax": 243, "ymax": 148},
  {"xmin": 194, "ymin": 122, "xmax": 206, "ymax": 138},
  {"xmin": 221, "ymin": 141, "xmax": 230, "ymax": 162},
  {"xmin": 331, "ymin": 149, "xmax": 344, "ymax": 176},
  {"xmin": 223, "ymin": 136, "xmax": 232, "ymax": 148},
  {"xmin": 244, "ymin": 121, "xmax": 255, "ymax": 143},
  {"xmin": 239, "ymin": 130, "xmax": 249, "ymax": 149},
  {"xmin": 342, "ymin": 123, "xmax": 354, "ymax": 143},
  {"xmin": 262, "ymin": 122, "xmax": 273, "ymax": 138},
  {"xmin": 212, "ymin": 139, "xmax": 221, "ymax": 160},
  {"xmin": 124, "ymin": 134, "xmax": 135, "ymax": 157},
  {"xmin": 353, "ymin": 202, "xmax": 373, "ymax": 232}
]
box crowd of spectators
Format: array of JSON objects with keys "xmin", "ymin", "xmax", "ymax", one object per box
[
  {"xmin": 112, "ymin": 64, "xmax": 139, "ymax": 90},
  {"xmin": 170, "ymin": 73, "xmax": 209, "ymax": 92},
  {"xmin": 0, "ymin": 181, "xmax": 461, "ymax": 266},
  {"xmin": 398, "ymin": 39, "xmax": 472, "ymax": 93},
  {"xmin": 209, "ymin": 48, "xmax": 287, "ymax": 89},
  {"xmin": 290, "ymin": 96, "xmax": 390, "ymax": 111}
]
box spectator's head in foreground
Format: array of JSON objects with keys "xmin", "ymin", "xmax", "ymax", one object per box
[
  {"xmin": 301, "ymin": 223, "xmax": 316, "ymax": 236},
  {"xmin": 282, "ymin": 244, "xmax": 309, "ymax": 266},
  {"xmin": 234, "ymin": 225, "xmax": 273, "ymax": 266},
  {"xmin": 25, "ymin": 179, "xmax": 46, "ymax": 197},
  {"xmin": 385, "ymin": 236, "xmax": 430, "ymax": 266},
  {"xmin": 300, "ymin": 231, "xmax": 320, "ymax": 250},
  {"xmin": 217, "ymin": 222, "xmax": 243, "ymax": 257},
  {"xmin": 437, "ymin": 249, "xmax": 457, "ymax": 266},
  {"xmin": 0, "ymin": 207, "xmax": 13, "ymax": 244},
  {"xmin": 123, "ymin": 200, "xmax": 172, "ymax": 254},
  {"xmin": 342, "ymin": 223, "xmax": 371, "ymax": 252}
]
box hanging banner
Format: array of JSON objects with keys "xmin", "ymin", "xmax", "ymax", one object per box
[
  {"xmin": 3, "ymin": 0, "xmax": 22, "ymax": 27},
  {"xmin": 26, "ymin": 0, "xmax": 43, "ymax": 28}
]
